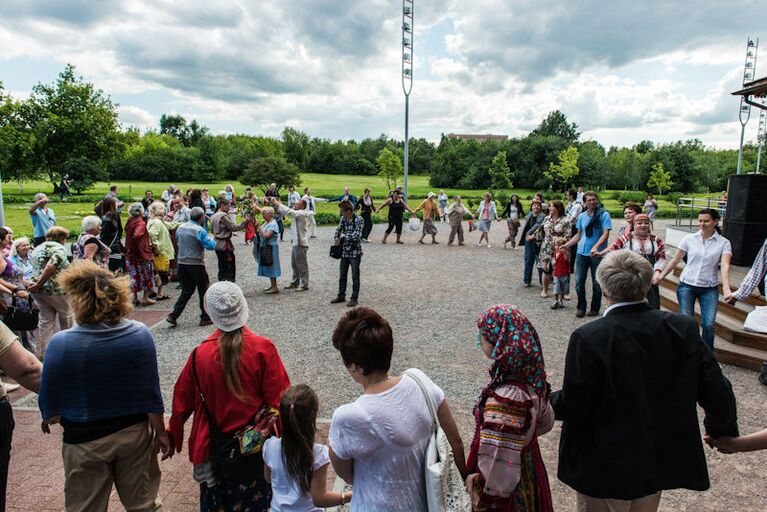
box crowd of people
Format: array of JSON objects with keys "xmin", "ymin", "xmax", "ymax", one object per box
[{"xmin": 0, "ymin": 181, "xmax": 762, "ymax": 512}]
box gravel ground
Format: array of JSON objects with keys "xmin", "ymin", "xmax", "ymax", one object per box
[{"xmin": 149, "ymin": 219, "xmax": 767, "ymax": 511}]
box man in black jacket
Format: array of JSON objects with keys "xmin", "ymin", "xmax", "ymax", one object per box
[{"xmin": 551, "ymin": 250, "xmax": 738, "ymax": 512}]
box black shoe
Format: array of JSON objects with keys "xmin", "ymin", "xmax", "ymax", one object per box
[
  {"xmin": 587, "ymin": 310, "xmax": 599, "ymax": 317},
  {"xmin": 758, "ymin": 365, "xmax": 767, "ymax": 385},
  {"xmin": 166, "ymin": 315, "xmax": 178, "ymax": 327},
  {"xmin": 576, "ymin": 310, "xmax": 586, "ymax": 318},
  {"xmin": 199, "ymin": 318, "xmax": 213, "ymax": 326},
  {"xmin": 148, "ymin": 291, "xmax": 157, "ymax": 299},
  {"xmin": 330, "ymin": 297, "xmax": 346, "ymax": 304},
  {"xmin": 347, "ymin": 299, "xmax": 358, "ymax": 307}
]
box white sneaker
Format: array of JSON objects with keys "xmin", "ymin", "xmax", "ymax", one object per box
[
  {"xmin": 487, "ymin": 244, "xmax": 492, "ymax": 249},
  {"xmin": 3, "ymin": 382, "xmax": 20, "ymax": 393},
  {"xmin": 477, "ymin": 241, "xmax": 482, "ymax": 246}
]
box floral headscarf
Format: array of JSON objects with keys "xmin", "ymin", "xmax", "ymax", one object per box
[{"xmin": 476, "ymin": 304, "xmax": 548, "ymax": 398}]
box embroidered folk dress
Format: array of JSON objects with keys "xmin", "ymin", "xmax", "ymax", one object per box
[{"xmin": 469, "ymin": 381, "xmax": 555, "ymax": 512}]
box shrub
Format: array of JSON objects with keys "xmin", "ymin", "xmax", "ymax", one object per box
[
  {"xmin": 665, "ymin": 192, "xmax": 683, "ymax": 205},
  {"xmin": 617, "ymin": 191, "xmax": 646, "ymax": 204}
]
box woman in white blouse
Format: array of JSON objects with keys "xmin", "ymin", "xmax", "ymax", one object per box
[
  {"xmin": 654, "ymin": 208, "xmax": 732, "ymax": 349},
  {"xmin": 328, "ymin": 307, "xmax": 466, "ymax": 511}
]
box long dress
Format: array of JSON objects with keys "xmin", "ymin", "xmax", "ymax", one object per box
[
  {"xmin": 537, "ymin": 216, "xmax": 572, "ymax": 274},
  {"xmin": 255, "ymin": 219, "xmax": 281, "ymax": 278}
]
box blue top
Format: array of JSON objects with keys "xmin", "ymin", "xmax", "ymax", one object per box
[
  {"xmin": 196, "ymin": 223, "xmax": 217, "ymax": 249},
  {"xmin": 39, "ymin": 320, "xmax": 164, "ymax": 421},
  {"xmin": 261, "ymin": 219, "xmax": 279, "ymax": 247},
  {"xmin": 256, "ymin": 219, "xmax": 281, "ymax": 277},
  {"xmin": 30, "ymin": 207, "xmax": 56, "ymax": 238},
  {"xmin": 575, "ymin": 209, "xmax": 612, "ymax": 256}
]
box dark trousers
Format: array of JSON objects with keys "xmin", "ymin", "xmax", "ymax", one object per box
[
  {"xmin": 215, "ymin": 248, "xmax": 236, "ymax": 282},
  {"xmin": 647, "ymin": 285, "xmax": 660, "ymax": 310},
  {"xmin": 33, "ymin": 236, "xmax": 45, "ymax": 247},
  {"xmin": 385, "ymin": 217, "xmax": 403, "ymax": 235},
  {"xmin": 569, "ymin": 226, "xmax": 578, "ymax": 273},
  {"xmin": 338, "ymin": 256, "xmax": 361, "ymax": 300},
  {"xmin": 361, "ymin": 211, "xmax": 373, "ymax": 240},
  {"xmin": 575, "ymin": 253, "xmax": 603, "ymax": 313},
  {"xmin": 170, "ymin": 264, "xmax": 210, "ymax": 321},
  {"xmin": 277, "ymin": 219, "xmax": 284, "ymax": 241},
  {"xmin": 0, "ymin": 398, "xmax": 13, "ymax": 512},
  {"xmin": 523, "ymin": 240, "xmax": 540, "ymax": 285}
]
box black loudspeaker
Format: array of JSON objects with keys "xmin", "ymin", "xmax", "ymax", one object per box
[
  {"xmin": 723, "ymin": 220, "xmax": 767, "ymax": 266},
  {"xmin": 726, "ymin": 174, "xmax": 767, "ymax": 222}
]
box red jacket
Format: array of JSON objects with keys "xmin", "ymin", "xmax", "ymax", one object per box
[
  {"xmin": 168, "ymin": 327, "xmax": 291, "ymax": 464},
  {"xmin": 124, "ymin": 216, "xmax": 153, "ymax": 262}
]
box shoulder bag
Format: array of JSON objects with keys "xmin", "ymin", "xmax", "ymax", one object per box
[
  {"xmin": 405, "ymin": 371, "xmax": 471, "ymax": 512},
  {"xmin": 191, "ymin": 348, "xmax": 278, "ymax": 484},
  {"xmin": 3, "ymin": 295, "xmax": 39, "ymax": 332},
  {"xmin": 330, "ymin": 220, "xmax": 345, "ymax": 259},
  {"xmin": 258, "ymin": 234, "xmax": 274, "ymax": 267}
]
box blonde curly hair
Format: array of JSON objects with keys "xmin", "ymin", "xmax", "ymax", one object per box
[{"xmin": 58, "ymin": 261, "xmax": 133, "ymax": 325}]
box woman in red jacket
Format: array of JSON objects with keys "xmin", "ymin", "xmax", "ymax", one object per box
[
  {"xmin": 124, "ymin": 202, "xmax": 156, "ymax": 306},
  {"xmin": 168, "ymin": 281, "xmax": 291, "ymax": 511}
]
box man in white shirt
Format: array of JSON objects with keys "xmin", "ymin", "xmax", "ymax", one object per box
[
  {"xmin": 302, "ymin": 187, "xmax": 327, "ymax": 239},
  {"xmin": 161, "ymin": 185, "xmax": 176, "ymax": 203},
  {"xmin": 274, "ymin": 198, "xmax": 314, "ymax": 291}
]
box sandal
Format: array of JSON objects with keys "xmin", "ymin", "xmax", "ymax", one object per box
[
  {"xmin": 156, "ymin": 295, "xmax": 170, "ymax": 301},
  {"xmin": 140, "ymin": 299, "xmax": 157, "ymax": 306}
]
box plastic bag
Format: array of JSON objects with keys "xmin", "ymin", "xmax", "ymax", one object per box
[
  {"xmin": 744, "ymin": 306, "xmax": 767, "ymax": 334},
  {"xmin": 409, "ymin": 215, "xmax": 420, "ymax": 231}
]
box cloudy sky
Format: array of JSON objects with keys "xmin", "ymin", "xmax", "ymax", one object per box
[{"xmin": 0, "ymin": 0, "xmax": 764, "ymax": 148}]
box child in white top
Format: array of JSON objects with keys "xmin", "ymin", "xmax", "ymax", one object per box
[{"xmin": 263, "ymin": 384, "xmax": 352, "ymax": 512}]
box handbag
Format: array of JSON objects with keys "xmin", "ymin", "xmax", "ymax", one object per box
[
  {"xmin": 744, "ymin": 306, "xmax": 767, "ymax": 334},
  {"xmin": 409, "ymin": 215, "xmax": 421, "ymax": 231},
  {"xmin": 2, "ymin": 295, "xmax": 39, "ymax": 332},
  {"xmin": 259, "ymin": 244, "xmax": 274, "ymax": 266},
  {"xmin": 191, "ymin": 348, "xmax": 277, "ymax": 483},
  {"xmin": 405, "ymin": 371, "xmax": 471, "ymax": 512},
  {"xmin": 330, "ymin": 243, "xmax": 343, "ymax": 259}
]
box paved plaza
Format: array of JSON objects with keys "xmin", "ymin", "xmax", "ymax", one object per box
[{"xmin": 6, "ymin": 221, "xmax": 767, "ymax": 510}]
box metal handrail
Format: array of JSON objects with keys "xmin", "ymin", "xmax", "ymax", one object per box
[{"xmin": 675, "ymin": 197, "xmax": 727, "ymax": 229}]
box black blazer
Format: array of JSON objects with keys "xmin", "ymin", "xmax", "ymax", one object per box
[{"xmin": 551, "ymin": 303, "xmax": 738, "ymax": 500}]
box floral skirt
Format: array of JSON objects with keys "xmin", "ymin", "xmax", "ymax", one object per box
[
  {"xmin": 125, "ymin": 259, "xmax": 155, "ymax": 293},
  {"xmin": 200, "ymin": 477, "xmax": 271, "ymax": 512},
  {"xmin": 422, "ymin": 218, "xmax": 438, "ymax": 235}
]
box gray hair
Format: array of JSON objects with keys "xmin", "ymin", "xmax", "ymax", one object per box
[
  {"xmin": 34, "ymin": 192, "xmax": 47, "ymax": 202},
  {"xmin": 261, "ymin": 206, "xmax": 275, "ymax": 217},
  {"xmin": 596, "ymin": 250, "xmax": 653, "ymax": 302},
  {"xmin": 190, "ymin": 206, "xmax": 205, "ymax": 222},
  {"xmin": 148, "ymin": 201, "xmax": 166, "ymax": 218},
  {"xmin": 128, "ymin": 202, "xmax": 145, "ymax": 217},
  {"xmin": 81, "ymin": 215, "xmax": 102, "ymax": 233}
]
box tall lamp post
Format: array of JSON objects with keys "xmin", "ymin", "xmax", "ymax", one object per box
[
  {"xmin": 756, "ymin": 102, "xmax": 766, "ymax": 173},
  {"xmin": 737, "ymin": 37, "xmax": 758, "ymax": 175},
  {"xmin": 401, "ymin": 0, "xmax": 414, "ymax": 200}
]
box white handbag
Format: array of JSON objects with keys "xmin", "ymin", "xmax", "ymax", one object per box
[
  {"xmin": 744, "ymin": 305, "xmax": 767, "ymax": 334},
  {"xmin": 405, "ymin": 371, "xmax": 472, "ymax": 512},
  {"xmin": 409, "ymin": 215, "xmax": 421, "ymax": 231}
]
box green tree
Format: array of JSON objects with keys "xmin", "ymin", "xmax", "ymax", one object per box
[
  {"xmin": 20, "ymin": 64, "xmax": 123, "ymax": 187},
  {"xmin": 0, "ymin": 83, "xmax": 35, "ymax": 182},
  {"xmin": 282, "ymin": 126, "xmax": 310, "ymax": 170},
  {"xmin": 240, "ymin": 156, "xmax": 301, "ymax": 194},
  {"xmin": 63, "ymin": 157, "xmax": 107, "ymax": 193},
  {"xmin": 647, "ymin": 162, "xmax": 673, "ymax": 195},
  {"xmin": 532, "ymin": 110, "xmax": 581, "ymax": 144},
  {"xmin": 545, "ymin": 146, "xmax": 580, "ymax": 190},
  {"xmin": 488, "ymin": 151, "xmax": 512, "ymax": 190},
  {"xmin": 376, "ymin": 147, "xmax": 402, "ymax": 190}
]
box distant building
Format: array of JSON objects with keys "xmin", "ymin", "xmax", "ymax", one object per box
[{"xmin": 447, "ymin": 133, "xmax": 509, "ymax": 142}]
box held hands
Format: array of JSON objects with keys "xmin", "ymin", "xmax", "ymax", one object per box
[
  {"xmin": 704, "ymin": 435, "xmax": 739, "ymax": 454},
  {"xmin": 651, "ymin": 272, "xmax": 663, "ymax": 286}
]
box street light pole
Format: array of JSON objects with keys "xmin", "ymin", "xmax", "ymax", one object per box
[
  {"xmin": 402, "ymin": 0, "xmax": 414, "ymax": 200},
  {"xmin": 737, "ymin": 37, "xmax": 758, "ymax": 175},
  {"xmin": 756, "ymin": 103, "xmax": 766, "ymax": 174}
]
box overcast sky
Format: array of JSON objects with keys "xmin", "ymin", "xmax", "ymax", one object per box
[{"xmin": 0, "ymin": 0, "xmax": 764, "ymax": 148}]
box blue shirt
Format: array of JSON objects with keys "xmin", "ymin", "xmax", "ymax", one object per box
[
  {"xmin": 576, "ymin": 209, "xmax": 612, "ymax": 256},
  {"xmin": 39, "ymin": 320, "xmax": 164, "ymax": 422},
  {"xmin": 30, "ymin": 207, "xmax": 56, "ymax": 238}
]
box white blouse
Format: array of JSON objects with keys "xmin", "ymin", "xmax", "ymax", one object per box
[{"xmin": 678, "ymin": 231, "xmax": 732, "ymax": 288}]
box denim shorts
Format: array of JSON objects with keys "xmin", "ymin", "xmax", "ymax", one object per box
[{"xmin": 553, "ymin": 275, "xmax": 570, "ymax": 295}]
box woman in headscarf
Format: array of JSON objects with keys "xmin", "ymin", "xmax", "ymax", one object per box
[
  {"xmin": 413, "ymin": 192, "xmax": 440, "ymax": 244},
  {"xmin": 466, "ymin": 305, "xmax": 555, "ymax": 512},
  {"xmin": 124, "ymin": 203, "xmax": 156, "ymax": 306}
]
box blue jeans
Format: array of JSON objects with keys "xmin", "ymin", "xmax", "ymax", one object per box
[
  {"xmin": 523, "ymin": 240, "xmax": 539, "ymax": 285},
  {"xmin": 677, "ymin": 282, "xmax": 719, "ymax": 350},
  {"xmin": 338, "ymin": 256, "xmax": 361, "ymax": 300},
  {"xmin": 575, "ymin": 254, "xmax": 602, "ymax": 313}
]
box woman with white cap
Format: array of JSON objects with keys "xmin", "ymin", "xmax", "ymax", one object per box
[
  {"xmin": 413, "ymin": 192, "xmax": 441, "ymax": 244},
  {"xmin": 168, "ymin": 281, "xmax": 291, "ymax": 512}
]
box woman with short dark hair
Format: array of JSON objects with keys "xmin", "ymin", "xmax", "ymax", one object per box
[{"xmin": 328, "ymin": 307, "xmax": 466, "ymax": 511}]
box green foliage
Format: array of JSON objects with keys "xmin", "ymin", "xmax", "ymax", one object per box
[
  {"xmin": 376, "ymin": 147, "xmax": 403, "ymax": 190},
  {"xmin": 240, "ymin": 157, "xmax": 301, "ymax": 194},
  {"xmin": 62, "ymin": 157, "xmax": 106, "ymax": 193},
  {"xmin": 488, "ymin": 151, "xmax": 512, "ymax": 190},
  {"xmin": 545, "ymin": 146, "xmax": 580, "ymax": 190},
  {"xmin": 616, "ymin": 191, "xmax": 646, "ymax": 204},
  {"xmin": 282, "ymin": 127, "xmax": 310, "ymax": 169},
  {"xmin": 159, "ymin": 114, "xmax": 209, "ymax": 147},
  {"xmin": 532, "ymin": 110, "xmax": 581, "ymax": 144},
  {"xmin": 18, "ymin": 64, "xmax": 123, "ymax": 185},
  {"xmin": 666, "ymin": 192, "xmax": 683, "ymax": 205},
  {"xmin": 647, "ymin": 162, "xmax": 673, "ymax": 195}
]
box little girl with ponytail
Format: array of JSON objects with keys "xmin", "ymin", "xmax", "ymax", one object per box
[{"xmin": 263, "ymin": 384, "xmax": 352, "ymax": 511}]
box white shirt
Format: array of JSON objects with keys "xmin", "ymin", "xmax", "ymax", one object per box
[
  {"xmin": 263, "ymin": 437, "xmax": 329, "ymax": 512},
  {"xmin": 329, "ymin": 368, "xmax": 445, "ymax": 512},
  {"xmin": 288, "ymin": 191, "xmax": 301, "ymax": 208},
  {"xmin": 565, "ymin": 201, "xmax": 583, "ymax": 221},
  {"xmin": 678, "ymin": 231, "xmax": 732, "ymax": 288},
  {"xmin": 278, "ymin": 204, "xmax": 314, "ymax": 247}
]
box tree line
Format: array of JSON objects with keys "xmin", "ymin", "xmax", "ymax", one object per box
[{"xmin": 1, "ymin": 65, "xmax": 761, "ymax": 195}]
